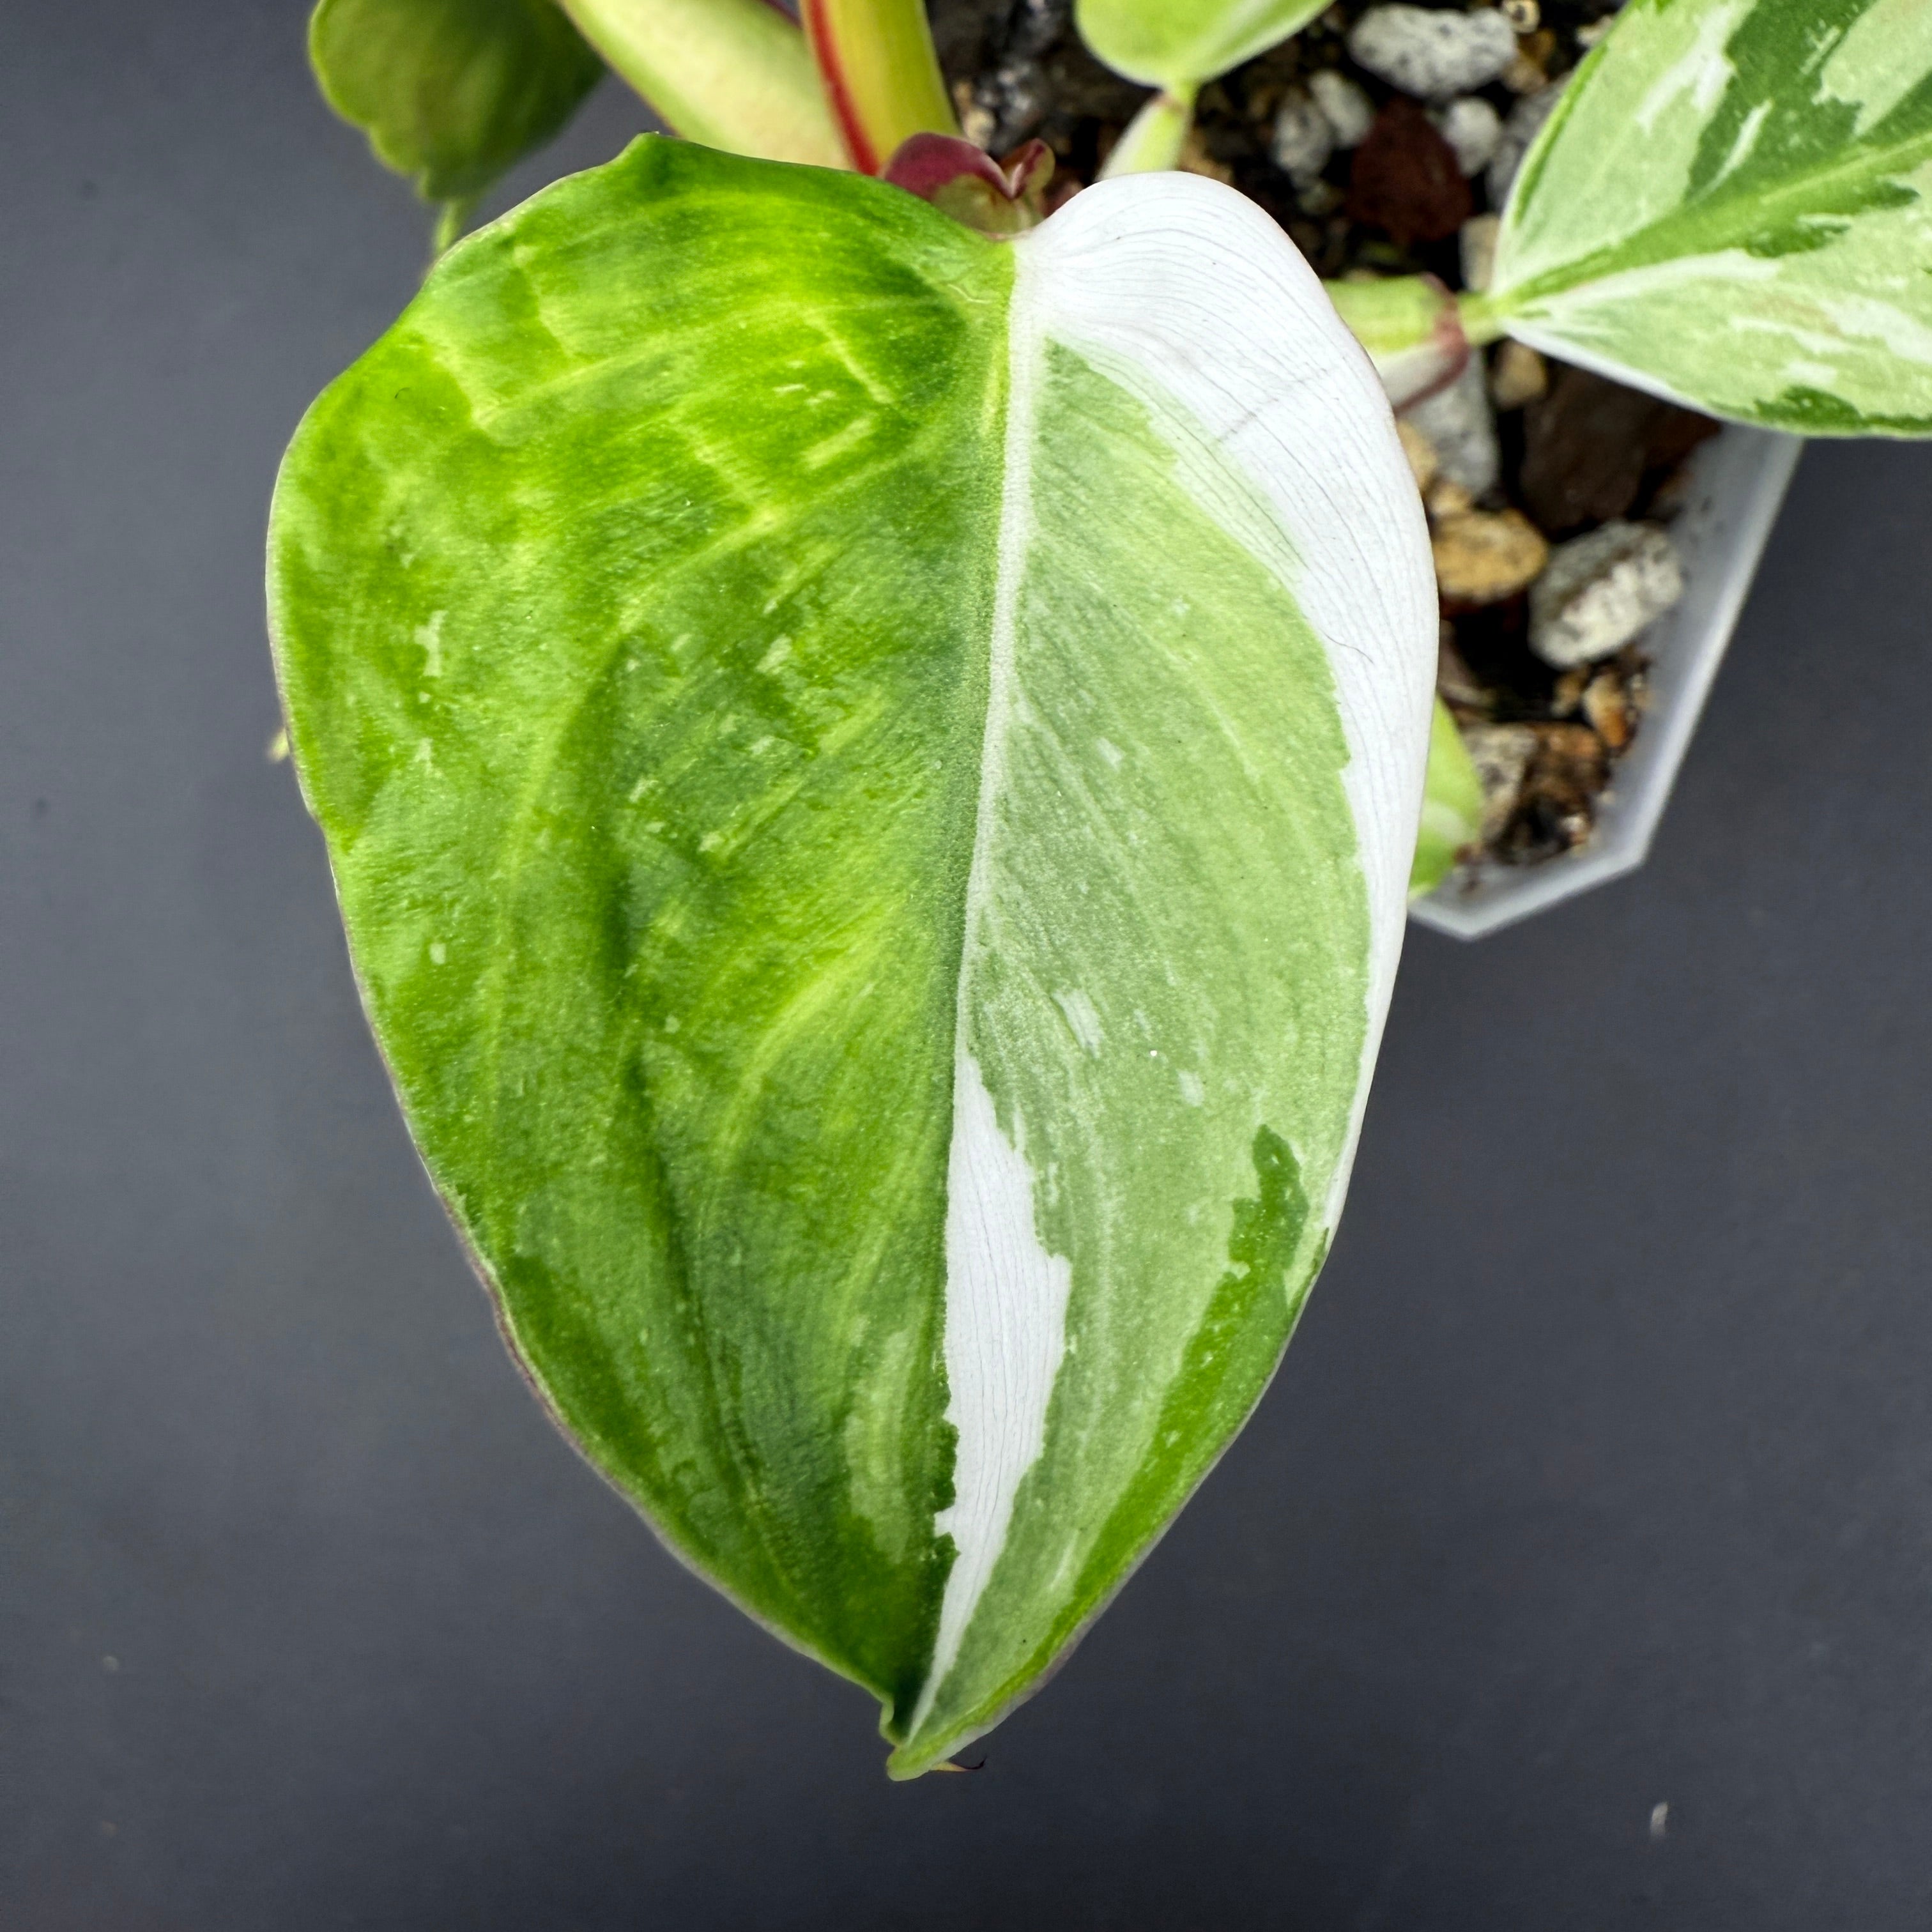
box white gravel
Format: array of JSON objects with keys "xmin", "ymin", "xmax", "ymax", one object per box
[
  {"xmin": 1271, "ymin": 88, "xmax": 1335, "ymax": 187},
  {"xmin": 1435, "ymin": 95, "xmax": 1503, "ymax": 176},
  {"xmin": 1405, "ymin": 356, "xmax": 1501, "ymax": 498},
  {"xmin": 1308, "ymin": 69, "xmax": 1376, "ymax": 147},
  {"xmin": 1530, "ymin": 521, "xmax": 1685, "ymax": 668},
  {"xmin": 1347, "ymin": 5, "xmax": 1519, "ymax": 100}
]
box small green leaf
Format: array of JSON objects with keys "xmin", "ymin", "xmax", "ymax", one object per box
[
  {"xmin": 1410, "ymin": 698, "xmax": 1482, "ymax": 900},
  {"xmin": 1482, "ymin": 0, "xmax": 1932, "ymax": 433},
  {"xmin": 1075, "ymin": 0, "xmax": 1331, "ymax": 91},
  {"xmin": 268, "ymin": 139, "xmax": 1434, "ymax": 1774},
  {"xmin": 310, "ymin": 0, "xmax": 602, "ymax": 218}
]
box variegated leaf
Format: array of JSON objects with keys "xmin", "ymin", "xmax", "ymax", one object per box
[
  {"xmin": 268, "ymin": 139, "xmax": 1434, "ymax": 1775},
  {"xmin": 1483, "ymin": 0, "xmax": 1932, "ymax": 432}
]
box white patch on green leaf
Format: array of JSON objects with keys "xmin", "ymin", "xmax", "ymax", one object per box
[
  {"xmin": 919, "ymin": 1055, "xmax": 1073, "ymax": 1736},
  {"xmin": 1632, "ymin": 0, "xmax": 1747, "ymax": 134},
  {"xmin": 1052, "ymin": 990, "xmax": 1105, "ymax": 1054},
  {"xmin": 1818, "ymin": 0, "xmax": 1932, "ymax": 135},
  {"xmin": 415, "ymin": 608, "xmax": 446, "ymax": 676}
]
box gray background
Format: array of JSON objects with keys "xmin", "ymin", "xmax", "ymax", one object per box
[{"xmin": 5, "ymin": 3, "xmax": 1931, "ymax": 1926}]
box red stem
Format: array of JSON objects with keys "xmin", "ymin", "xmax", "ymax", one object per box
[{"xmin": 800, "ymin": 0, "xmax": 879, "ymax": 173}]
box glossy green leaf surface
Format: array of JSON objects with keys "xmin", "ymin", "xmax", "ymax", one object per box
[
  {"xmin": 1075, "ymin": 0, "xmax": 1330, "ymax": 90},
  {"xmin": 269, "ymin": 139, "xmax": 1434, "ymax": 1774},
  {"xmin": 310, "ymin": 0, "xmax": 602, "ymax": 218},
  {"xmin": 1483, "ymin": 0, "xmax": 1932, "ymax": 433}
]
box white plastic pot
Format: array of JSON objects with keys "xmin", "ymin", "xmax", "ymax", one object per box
[{"xmin": 1411, "ymin": 426, "xmax": 1805, "ymax": 941}]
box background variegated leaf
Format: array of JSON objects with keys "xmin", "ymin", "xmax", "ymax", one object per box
[
  {"xmin": 1486, "ymin": 0, "xmax": 1932, "ymax": 432},
  {"xmin": 268, "ymin": 140, "xmax": 1434, "ymax": 1774},
  {"xmin": 1075, "ymin": 0, "xmax": 1331, "ymax": 91}
]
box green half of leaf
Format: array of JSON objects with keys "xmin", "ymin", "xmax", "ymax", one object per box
[
  {"xmin": 268, "ymin": 139, "xmax": 1434, "ymax": 1775},
  {"xmin": 310, "ymin": 0, "xmax": 602, "ymax": 218},
  {"xmin": 1479, "ymin": 0, "xmax": 1932, "ymax": 434}
]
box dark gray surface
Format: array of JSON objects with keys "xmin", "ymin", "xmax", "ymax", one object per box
[{"xmin": 5, "ymin": 4, "xmax": 1931, "ymax": 1926}]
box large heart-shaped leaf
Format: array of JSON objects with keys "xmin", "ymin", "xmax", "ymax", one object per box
[
  {"xmin": 310, "ymin": 0, "xmax": 603, "ymax": 227},
  {"xmin": 1481, "ymin": 0, "xmax": 1932, "ymax": 432},
  {"xmin": 268, "ymin": 139, "xmax": 1433, "ymax": 1774}
]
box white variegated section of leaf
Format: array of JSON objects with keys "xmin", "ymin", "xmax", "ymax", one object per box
[
  {"xmin": 1027, "ymin": 181, "xmax": 1438, "ymax": 1136},
  {"xmin": 1489, "ymin": 0, "xmax": 1932, "ymax": 433},
  {"xmin": 1818, "ymin": 0, "xmax": 1932, "ymax": 135},
  {"xmin": 896, "ymin": 174, "xmax": 1436, "ymax": 1774}
]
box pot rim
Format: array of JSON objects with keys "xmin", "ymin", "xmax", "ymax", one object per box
[{"xmin": 1410, "ymin": 425, "xmax": 1805, "ymax": 942}]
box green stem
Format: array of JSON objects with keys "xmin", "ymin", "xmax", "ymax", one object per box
[
  {"xmin": 1099, "ymin": 87, "xmax": 1199, "ymax": 177},
  {"xmin": 1455, "ymin": 289, "xmax": 1509, "ymax": 349},
  {"xmin": 801, "ymin": 0, "xmax": 960, "ymax": 174},
  {"xmin": 431, "ymin": 196, "xmax": 475, "ymax": 260},
  {"xmin": 561, "ymin": 0, "xmax": 847, "ymax": 169}
]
